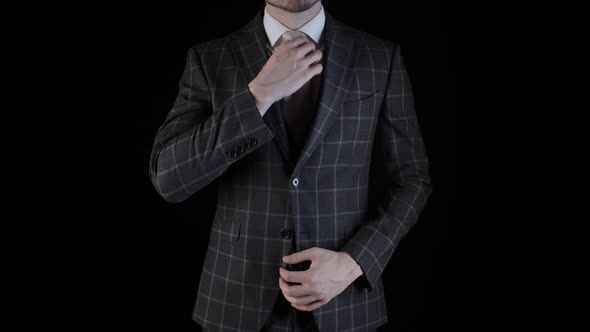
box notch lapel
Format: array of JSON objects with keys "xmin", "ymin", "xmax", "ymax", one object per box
[
  {"xmin": 292, "ymin": 11, "xmax": 361, "ymax": 175},
  {"xmin": 228, "ymin": 8, "xmax": 362, "ymax": 174},
  {"xmin": 229, "ymin": 7, "xmax": 295, "ymax": 168}
]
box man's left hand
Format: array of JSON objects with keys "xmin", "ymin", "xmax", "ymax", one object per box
[{"xmin": 279, "ymin": 247, "xmax": 363, "ymax": 311}]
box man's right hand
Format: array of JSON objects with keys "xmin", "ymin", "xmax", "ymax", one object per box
[{"xmin": 248, "ymin": 35, "xmax": 323, "ymax": 116}]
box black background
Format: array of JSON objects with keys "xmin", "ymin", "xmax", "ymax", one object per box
[{"xmin": 2, "ymin": 0, "xmax": 588, "ymax": 331}]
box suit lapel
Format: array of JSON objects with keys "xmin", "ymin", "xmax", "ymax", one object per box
[
  {"xmin": 293, "ymin": 11, "xmax": 361, "ymax": 175},
  {"xmin": 229, "ymin": 7, "xmax": 362, "ymax": 173},
  {"xmin": 229, "ymin": 7, "xmax": 295, "ymax": 168}
]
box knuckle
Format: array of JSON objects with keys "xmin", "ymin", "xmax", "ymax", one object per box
[
  {"xmin": 312, "ymin": 285, "xmax": 322, "ymax": 296},
  {"xmin": 297, "ymin": 48, "xmax": 308, "ymax": 57},
  {"xmin": 308, "ymin": 274, "xmax": 319, "ymax": 286},
  {"xmin": 290, "ymin": 37, "xmax": 303, "ymax": 47}
]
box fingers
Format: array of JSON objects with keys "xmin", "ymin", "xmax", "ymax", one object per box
[
  {"xmin": 279, "ymin": 276, "xmax": 311, "ymax": 297},
  {"xmin": 285, "ymin": 293, "xmax": 317, "ymax": 306},
  {"xmin": 288, "ymin": 35, "xmax": 309, "ymax": 49},
  {"xmin": 301, "ymin": 48, "xmax": 322, "ymax": 68},
  {"xmin": 279, "ymin": 266, "xmax": 309, "ymax": 284},
  {"xmin": 292, "ymin": 299, "xmax": 325, "ymax": 312},
  {"xmin": 276, "ymin": 35, "xmax": 308, "ymax": 54},
  {"xmin": 293, "ymin": 41, "xmax": 317, "ymax": 60},
  {"xmin": 306, "ymin": 62, "xmax": 323, "ymax": 80}
]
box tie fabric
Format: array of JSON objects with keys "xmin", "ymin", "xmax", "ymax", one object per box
[{"xmin": 265, "ymin": 30, "xmax": 324, "ymax": 162}]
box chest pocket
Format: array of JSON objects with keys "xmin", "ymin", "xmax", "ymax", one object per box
[
  {"xmin": 342, "ymin": 89, "xmax": 380, "ymax": 104},
  {"xmin": 210, "ymin": 220, "xmax": 241, "ymax": 242}
]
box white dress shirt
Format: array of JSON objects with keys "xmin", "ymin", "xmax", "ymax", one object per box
[
  {"xmin": 261, "ymin": 4, "xmax": 326, "ymax": 158},
  {"xmin": 262, "ymin": 4, "xmax": 326, "ymax": 47}
]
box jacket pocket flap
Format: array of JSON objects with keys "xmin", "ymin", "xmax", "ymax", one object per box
[{"xmin": 342, "ymin": 89, "xmax": 379, "ymax": 103}]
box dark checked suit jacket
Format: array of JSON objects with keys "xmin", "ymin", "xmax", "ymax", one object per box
[{"xmin": 148, "ymin": 6, "xmax": 432, "ymax": 332}]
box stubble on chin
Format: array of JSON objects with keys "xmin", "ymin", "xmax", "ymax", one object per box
[{"xmin": 265, "ymin": 0, "xmax": 319, "ymax": 13}]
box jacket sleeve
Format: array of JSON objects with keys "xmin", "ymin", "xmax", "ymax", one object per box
[
  {"xmin": 340, "ymin": 42, "xmax": 433, "ymax": 292},
  {"xmin": 148, "ymin": 45, "xmax": 274, "ymax": 203}
]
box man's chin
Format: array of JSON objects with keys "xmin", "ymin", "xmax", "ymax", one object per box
[{"xmin": 266, "ymin": 0, "xmax": 317, "ymax": 13}]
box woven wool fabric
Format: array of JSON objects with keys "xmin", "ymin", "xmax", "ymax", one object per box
[
  {"xmin": 149, "ymin": 6, "xmax": 432, "ymax": 332},
  {"xmin": 267, "ymin": 30, "xmax": 325, "ymax": 163}
]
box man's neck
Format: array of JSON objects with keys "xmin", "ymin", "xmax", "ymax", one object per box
[{"xmin": 265, "ymin": 1, "xmax": 322, "ymax": 31}]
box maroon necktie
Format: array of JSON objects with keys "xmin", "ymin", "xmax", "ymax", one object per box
[{"xmin": 266, "ymin": 31, "xmax": 324, "ymax": 161}]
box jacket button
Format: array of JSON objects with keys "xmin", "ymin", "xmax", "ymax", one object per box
[
  {"xmin": 236, "ymin": 145, "xmax": 244, "ymax": 153},
  {"xmin": 242, "ymin": 140, "xmax": 251, "ymax": 150},
  {"xmin": 228, "ymin": 150, "xmax": 238, "ymax": 158},
  {"xmin": 291, "ymin": 177, "xmax": 299, "ymax": 187},
  {"xmin": 249, "ymin": 137, "xmax": 258, "ymax": 146},
  {"xmin": 280, "ymin": 228, "xmax": 292, "ymax": 239}
]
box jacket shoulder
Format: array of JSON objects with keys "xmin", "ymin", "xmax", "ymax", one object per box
[
  {"xmin": 188, "ymin": 15, "xmax": 254, "ymax": 57},
  {"xmin": 331, "ymin": 17, "xmax": 398, "ymax": 67},
  {"xmin": 187, "ymin": 35, "xmax": 232, "ymax": 58},
  {"xmin": 338, "ymin": 23, "xmax": 398, "ymax": 71},
  {"xmin": 332, "ymin": 16, "xmax": 397, "ymax": 52}
]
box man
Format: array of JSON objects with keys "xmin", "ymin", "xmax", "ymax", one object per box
[{"xmin": 148, "ymin": 0, "xmax": 432, "ymax": 331}]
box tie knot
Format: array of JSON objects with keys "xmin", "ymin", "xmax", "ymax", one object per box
[
  {"xmin": 265, "ymin": 30, "xmax": 323, "ymax": 58},
  {"xmin": 273, "ymin": 30, "xmax": 316, "ymax": 50}
]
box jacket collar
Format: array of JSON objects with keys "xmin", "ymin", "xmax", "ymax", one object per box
[
  {"xmin": 229, "ymin": 6, "xmax": 362, "ymax": 174},
  {"xmin": 262, "ymin": 4, "xmax": 326, "ymax": 47}
]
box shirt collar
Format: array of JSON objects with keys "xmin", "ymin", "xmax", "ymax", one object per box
[{"xmin": 263, "ymin": 4, "xmax": 325, "ymax": 47}]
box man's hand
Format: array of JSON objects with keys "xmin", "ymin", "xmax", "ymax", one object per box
[
  {"xmin": 248, "ymin": 35, "xmax": 323, "ymax": 116},
  {"xmin": 278, "ymin": 247, "xmax": 363, "ymax": 312}
]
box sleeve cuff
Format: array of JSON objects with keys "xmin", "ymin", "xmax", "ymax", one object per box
[
  {"xmin": 340, "ymin": 239, "xmax": 379, "ymax": 293},
  {"xmin": 221, "ymin": 87, "xmax": 275, "ymax": 160}
]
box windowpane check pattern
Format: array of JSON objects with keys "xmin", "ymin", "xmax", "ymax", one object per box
[{"xmin": 148, "ymin": 7, "xmax": 432, "ymax": 332}]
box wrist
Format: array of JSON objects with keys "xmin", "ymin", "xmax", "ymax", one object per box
[
  {"xmin": 340, "ymin": 251, "xmax": 363, "ymax": 279},
  {"xmin": 248, "ymin": 79, "xmax": 273, "ymax": 115}
]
